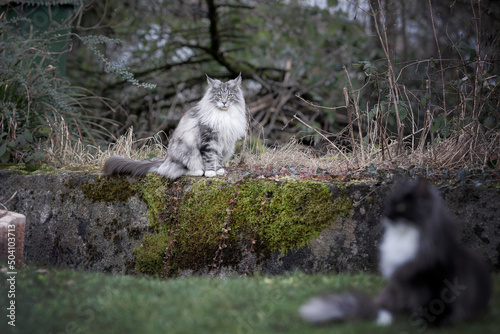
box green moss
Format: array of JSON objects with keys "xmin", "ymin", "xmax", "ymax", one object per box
[
  {"xmin": 133, "ymin": 232, "xmax": 170, "ymax": 277},
  {"xmin": 138, "ymin": 173, "xmax": 178, "ymax": 230},
  {"xmin": 232, "ymin": 178, "xmax": 339, "ymax": 252},
  {"xmin": 332, "ymin": 195, "xmax": 353, "ymax": 217},
  {"xmin": 0, "ymin": 163, "xmax": 33, "ymax": 174},
  {"xmin": 134, "ymin": 177, "xmax": 354, "ymax": 276},
  {"xmin": 81, "ymin": 176, "xmax": 138, "ymax": 203}
]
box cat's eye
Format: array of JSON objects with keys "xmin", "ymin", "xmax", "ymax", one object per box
[
  {"xmin": 217, "ymin": 94, "xmax": 222, "ymax": 98},
  {"xmin": 228, "ymin": 94, "xmax": 232, "ymax": 98}
]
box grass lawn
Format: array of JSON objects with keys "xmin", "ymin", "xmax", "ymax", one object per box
[{"xmin": 1, "ymin": 266, "xmax": 498, "ymax": 334}]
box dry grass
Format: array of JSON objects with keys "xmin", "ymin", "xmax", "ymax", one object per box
[
  {"xmin": 232, "ymin": 124, "xmax": 499, "ymax": 175},
  {"xmin": 37, "ymin": 121, "xmax": 498, "ymax": 176},
  {"xmin": 43, "ymin": 127, "xmax": 167, "ymax": 168},
  {"xmin": 235, "ymin": 138, "xmax": 355, "ymax": 173},
  {"xmin": 411, "ymin": 125, "xmax": 500, "ymax": 171}
]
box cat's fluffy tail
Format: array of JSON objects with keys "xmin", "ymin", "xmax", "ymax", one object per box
[
  {"xmin": 299, "ymin": 291, "xmax": 378, "ymax": 324},
  {"xmin": 103, "ymin": 155, "xmax": 163, "ymax": 177}
]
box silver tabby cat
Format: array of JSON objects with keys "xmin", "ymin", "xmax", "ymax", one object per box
[{"xmin": 103, "ymin": 74, "xmax": 246, "ymax": 178}]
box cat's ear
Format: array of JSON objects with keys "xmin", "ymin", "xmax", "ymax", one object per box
[
  {"xmin": 230, "ymin": 73, "xmax": 242, "ymax": 86},
  {"xmin": 206, "ymin": 74, "xmax": 220, "ymax": 87}
]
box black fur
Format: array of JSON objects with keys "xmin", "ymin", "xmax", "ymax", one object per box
[{"xmin": 300, "ymin": 178, "xmax": 491, "ymax": 329}]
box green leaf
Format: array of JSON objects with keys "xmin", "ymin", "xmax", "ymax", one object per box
[
  {"xmin": 421, "ymin": 96, "xmax": 427, "ymax": 108},
  {"xmin": 0, "ymin": 142, "xmax": 10, "ymax": 163},
  {"xmin": 368, "ymin": 106, "xmax": 378, "ymax": 121},
  {"xmin": 0, "ymin": 142, "xmax": 7, "ymax": 157},
  {"xmin": 421, "ymin": 93, "xmax": 431, "ymax": 108},
  {"xmin": 16, "ymin": 135, "xmax": 26, "ymax": 148},
  {"xmin": 459, "ymin": 41, "xmax": 477, "ymax": 60},
  {"xmin": 432, "ymin": 113, "xmax": 445, "ymax": 132},
  {"xmin": 483, "ymin": 116, "xmax": 496, "ymax": 129},
  {"xmin": 31, "ymin": 151, "xmax": 46, "ymax": 161},
  {"xmin": 398, "ymin": 107, "xmax": 408, "ymax": 122},
  {"xmin": 23, "ymin": 130, "xmax": 34, "ymax": 143}
]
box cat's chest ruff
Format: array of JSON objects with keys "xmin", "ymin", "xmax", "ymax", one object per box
[
  {"xmin": 201, "ymin": 105, "xmax": 247, "ymax": 140},
  {"xmin": 379, "ymin": 218, "xmax": 420, "ymax": 278}
]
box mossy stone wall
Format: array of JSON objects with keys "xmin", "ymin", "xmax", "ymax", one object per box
[
  {"xmin": 0, "ymin": 169, "xmax": 498, "ymax": 276},
  {"xmin": 133, "ymin": 176, "xmax": 351, "ymax": 276}
]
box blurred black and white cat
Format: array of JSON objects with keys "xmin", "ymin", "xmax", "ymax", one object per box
[
  {"xmin": 103, "ymin": 74, "xmax": 246, "ymax": 179},
  {"xmin": 299, "ymin": 178, "xmax": 491, "ymax": 331}
]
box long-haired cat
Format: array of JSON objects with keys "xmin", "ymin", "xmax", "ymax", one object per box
[
  {"xmin": 103, "ymin": 74, "xmax": 246, "ymax": 178},
  {"xmin": 299, "ymin": 178, "xmax": 491, "ymax": 330}
]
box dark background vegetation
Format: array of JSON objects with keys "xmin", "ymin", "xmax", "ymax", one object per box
[{"xmin": 1, "ymin": 0, "xmax": 499, "ymax": 170}]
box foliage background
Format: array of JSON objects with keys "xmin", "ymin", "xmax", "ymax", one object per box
[{"xmin": 1, "ymin": 0, "xmax": 499, "ymax": 170}]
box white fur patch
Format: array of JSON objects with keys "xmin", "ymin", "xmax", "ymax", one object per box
[
  {"xmin": 185, "ymin": 170, "xmax": 204, "ymax": 176},
  {"xmin": 216, "ymin": 168, "xmax": 225, "ymax": 175},
  {"xmin": 198, "ymin": 98, "xmax": 247, "ymax": 148},
  {"xmin": 204, "ymin": 170, "xmax": 217, "ymax": 177},
  {"xmin": 299, "ymin": 297, "xmax": 346, "ymax": 323},
  {"xmin": 379, "ymin": 218, "xmax": 420, "ymax": 278},
  {"xmin": 376, "ymin": 309, "xmax": 393, "ymax": 326}
]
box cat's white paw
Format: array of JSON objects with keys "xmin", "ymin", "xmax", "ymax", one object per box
[
  {"xmin": 186, "ymin": 170, "xmax": 204, "ymax": 176},
  {"xmin": 204, "ymin": 170, "xmax": 217, "ymax": 177},
  {"xmin": 216, "ymin": 168, "xmax": 225, "ymax": 176}
]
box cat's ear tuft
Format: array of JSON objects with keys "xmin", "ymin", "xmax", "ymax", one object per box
[
  {"xmin": 206, "ymin": 74, "xmax": 219, "ymax": 87},
  {"xmin": 231, "ymin": 73, "xmax": 242, "ymax": 86}
]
